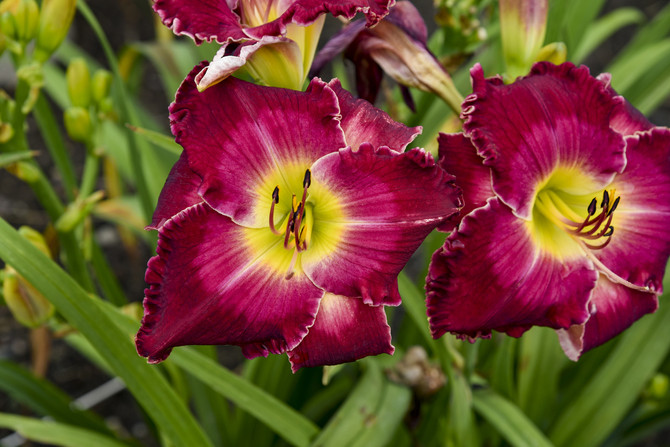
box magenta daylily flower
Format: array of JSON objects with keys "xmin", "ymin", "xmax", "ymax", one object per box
[
  {"xmin": 310, "ymin": 1, "xmax": 461, "ymax": 113},
  {"xmin": 135, "ymin": 62, "xmax": 461, "ymax": 371},
  {"xmin": 152, "ymin": 0, "xmax": 395, "ymax": 90},
  {"xmin": 426, "ymin": 62, "xmax": 670, "ymax": 360}
]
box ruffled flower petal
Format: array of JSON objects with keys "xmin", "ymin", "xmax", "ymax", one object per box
[
  {"xmin": 169, "ymin": 64, "xmax": 345, "ymax": 228},
  {"xmin": 597, "ymin": 73, "xmax": 654, "ymax": 135},
  {"xmin": 287, "ymin": 293, "xmax": 394, "ymax": 371},
  {"xmin": 323, "ymin": 78, "xmax": 421, "ymax": 152},
  {"xmin": 437, "ymin": 132, "xmax": 493, "ymax": 225},
  {"xmin": 427, "ymin": 198, "xmax": 595, "ymax": 340},
  {"xmin": 557, "ymin": 275, "xmax": 659, "ymax": 360},
  {"xmin": 195, "ymin": 35, "xmax": 300, "ymax": 90},
  {"xmin": 148, "ymin": 152, "xmax": 203, "ymax": 230},
  {"xmin": 136, "ymin": 202, "xmax": 323, "ymax": 363},
  {"xmin": 302, "ymin": 145, "xmax": 461, "ymax": 306},
  {"xmin": 152, "ymin": 0, "xmax": 246, "ymax": 44},
  {"xmin": 593, "ymin": 128, "xmax": 670, "ymax": 291},
  {"xmin": 463, "ymin": 62, "xmax": 626, "ymax": 219}
]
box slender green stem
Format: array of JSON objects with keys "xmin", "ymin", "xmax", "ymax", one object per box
[
  {"xmin": 79, "ymin": 151, "xmax": 100, "ymax": 198},
  {"xmin": 33, "ymin": 95, "xmax": 77, "ymax": 201},
  {"xmin": 90, "ymin": 242, "xmax": 127, "ymax": 305},
  {"xmin": 76, "ymin": 1, "xmax": 154, "ymax": 223}
]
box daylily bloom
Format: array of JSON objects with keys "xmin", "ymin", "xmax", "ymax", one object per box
[
  {"xmin": 152, "ymin": 0, "xmax": 395, "ymax": 90},
  {"xmin": 135, "ymin": 62, "xmax": 461, "ymax": 371},
  {"xmin": 310, "ymin": 1, "xmax": 462, "ymax": 113},
  {"xmin": 426, "ymin": 62, "xmax": 670, "ymax": 360}
]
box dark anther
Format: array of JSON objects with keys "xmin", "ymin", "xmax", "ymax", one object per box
[
  {"xmin": 607, "ymin": 197, "xmax": 620, "ymax": 216},
  {"xmin": 587, "ymin": 198, "xmax": 597, "ymax": 216},
  {"xmin": 272, "ymin": 186, "xmax": 280, "ymax": 203},
  {"xmin": 603, "ymin": 226, "xmax": 614, "ymax": 237},
  {"xmin": 303, "ymin": 169, "xmax": 311, "ymax": 188},
  {"xmin": 601, "ymin": 190, "xmax": 609, "ymax": 209}
]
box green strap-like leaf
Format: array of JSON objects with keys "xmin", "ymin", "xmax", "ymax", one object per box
[
  {"xmin": 548, "ymin": 294, "xmax": 670, "ymax": 447},
  {"xmin": 0, "ymin": 413, "xmax": 130, "ymax": 447},
  {"xmin": 571, "ymin": 8, "xmax": 645, "ymax": 64},
  {"xmin": 0, "ymin": 217, "xmax": 213, "ymax": 447},
  {"xmin": 93, "ymin": 299, "xmax": 321, "ymax": 447},
  {"xmin": 0, "ymin": 361, "xmax": 112, "ymax": 436},
  {"xmin": 472, "ymin": 388, "xmax": 553, "ymax": 447}
]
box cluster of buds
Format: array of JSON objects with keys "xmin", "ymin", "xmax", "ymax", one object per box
[
  {"xmin": 0, "ymin": 0, "xmax": 76, "ymax": 62},
  {"xmin": 1, "ymin": 227, "xmax": 55, "ymax": 328},
  {"xmin": 387, "ymin": 346, "xmax": 446, "ymax": 398},
  {"xmin": 63, "ymin": 58, "xmax": 113, "ymax": 143}
]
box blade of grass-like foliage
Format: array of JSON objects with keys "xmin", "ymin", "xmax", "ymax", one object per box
[
  {"xmin": 548, "ymin": 293, "xmax": 670, "ymax": 447},
  {"xmin": 448, "ymin": 372, "xmax": 480, "ymax": 447},
  {"xmin": 472, "ymin": 388, "xmax": 553, "ymax": 447},
  {"xmin": 126, "ymin": 125, "xmax": 182, "ymax": 156},
  {"xmin": 76, "ymin": 1, "xmax": 160, "ymax": 221},
  {"xmin": 349, "ymin": 380, "xmax": 412, "ymax": 447},
  {"xmin": 0, "ymin": 361, "xmax": 112, "ymax": 435},
  {"xmin": 132, "ymin": 41, "xmax": 201, "ymax": 99},
  {"xmin": 33, "ymin": 95, "xmax": 77, "ymax": 201},
  {"xmin": 607, "ymin": 39, "xmax": 670, "ymax": 95},
  {"xmin": 92, "ymin": 300, "xmax": 321, "ymax": 447},
  {"xmin": 631, "ymin": 65, "xmax": 670, "ymax": 115},
  {"xmin": 312, "ymin": 360, "xmax": 397, "ymax": 447},
  {"xmin": 571, "ymin": 8, "xmax": 645, "ymax": 64},
  {"xmin": 0, "ymin": 218, "xmax": 213, "ymax": 447},
  {"xmin": 0, "ymin": 414, "xmax": 130, "ymax": 447},
  {"xmin": 610, "ymin": 2, "xmax": 670, "ymax": 67},
  {"xmin": 561, "ymin": 0, "xmax": 607, "ymax": 54},
  {"xmin": 516, "ymin": 327, "xmax": 568, "ymax": 428},
  {"xmin": 0, "ymin": 151, "xmax": 35, "ymax": 166}
]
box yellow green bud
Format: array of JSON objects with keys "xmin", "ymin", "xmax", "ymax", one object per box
[
  {"xmin": 18, "ymin": 226, "xmax": 51, "ymax": 256},
  {"xmin": 2, "ymin": 227, "xmax": 53, "ymax": 328},
  {"xmin": 7, "ymin": 160, "xmax": 40, "ymax": 183},
  {"xmin": 91, "ymin": 69, "xmax": 112, "ymax": 104},
  {"xmin": 33, "ymin": 0, "xmax": 76, "ymax": 62},
  {"xmin": 3, "ymin": 269, "xmax": 54, "ymax": 327},
  {"xmin": 500, "ymin": 0, "xmax": 548, "ymax": 80},
  {"xmin": 66, "ymin": 58, "xmax": 91, "ymax": 108},
  {"xmin": 0, "ymin": 122, "xmax": 13, "ymax": 142},
  {"xmin": 646, "ymin": 374, "xmax": 669, "ymax": 400},
  {"xmin": 537, "ymin": 42, "xmax": 567, "ymax": 66},
  {"xmin": 63, "ymin": 106, "xmax": 91, "ymax": 142},
  {"xmin": 13, "ymin": 0, "xmax": 39, "ymax": 42},
  {"xmin": 1, "ymin": 11, "xmax": 17, "ymax": 40}
]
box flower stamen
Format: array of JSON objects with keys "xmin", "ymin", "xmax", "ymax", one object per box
[
  {"xmin": 535, "ymin": 188, "xmax": 620, "ymax": 252},
  {"xmin": 269, "ymin": 185, "xmax": 283, "ymax": 235}
]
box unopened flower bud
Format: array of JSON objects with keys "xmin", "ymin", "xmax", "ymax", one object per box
[
  {"xmin": 3, "ymin": 269, "xmax": 54, "ymax": 327},
  {"xmin": 2, "ymin": 227, "xmax": 53, "ymax": 328},
  {"xmin": 0, "ymin": 122, "xmax": 13, "ymax": 142},
  {"xmin": 7, "ymin": 160, "xmax": 40, "ymax": 183},
  {"xmin": 18, "ymin": 226, "xmax": 50, "ymax": 256},
  {"xmin": 91, "ymin": 69, "xmax": 112, "ymax": 104},
  {"xmin": 12, "ymin": 0, "xmax": 39, "ymax": 42},
  {"xmin": 500, "ymin": 0, "xmax": 548, "ymax": 80},
  {"xmin": 537, "ymin": 42, "xmax": 567, "ymax": 66},
  {"xmin": 1, "ymin": 11, "xmax": 17, "ymax": 40},
  {"xmin": 33, "ymin": 0, "xmax": 76, "ymax": 62},
  {"xmin": 66, "ymin": 58, "xmax": 91, "ymax": 108},
  {"xmin": 63, "ymin": 106, "xmax": 91, "ymax": 142}
]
